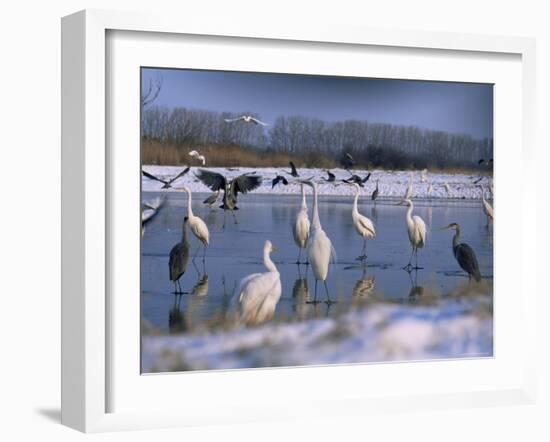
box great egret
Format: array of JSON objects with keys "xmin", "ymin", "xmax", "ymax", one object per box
[
  {"xmin": 323, "ymin": 170, "xmax": 336, "ymax": 182},
  {"xmin": 224, "ymin": 115, "xmax": 269, "ymax": 126},
  {"xmin": 440, "ymin": 223, "xmax": 481, "ymax": 282},
  {"xmin": 285, "ymin": 161, "xmax": 299, "ymax": 178},
  {"xmin": 371, "ymin": 179, "xmax": 379, "ymax": 202},
  {"xmin": 235, "ymin": 240, "xmax": 282, "ymax": 325},
  {"xmin": 478, "ymin": 185, "xmax": 494, "ymax": 226},
  {"xmin": 301, "ymin": 180, "xmax": 335, "ymax": 304},
  {"xmin": 181, "ymin": 186, "xmax": 210, "ymax": 261},
  {"xmin": 427, "ymin": 183, "xmax": 434, "ymax": 198},
  {"xmin": 443, "ymin": 182, "xmax": 452, "ymax": 197},
  {"xmin": 348, "ymin": 183, "xmax": 376, "ymax": 261},
  {"xmin": 420, "ymin": 168, "xmax": 428, "ymax": 183},
  {"xmin": 195, "ymin": 169, "xmax": 262, "ymax": 226},
  {"xmin": 293, "ymin": 184, "xmax": 311, "ymax": 265},
  {"xmin": 404, "ymin": 172, "xmax": 413, "ymax": 200},
  {"xmin": 341, "ymin": 152, "xmax": 355, "ymax": 170},
  {"xmin": 272, "ymin": 175, "xmax": 289, "ymax": 188},
  {"xmin": 142, "ymin": 167, "xmax": 190, "ymax": 189},
  {"xmin": 397, "ymin": 198, "xmax": 427, "ymax": 270},
  {"xmin": 169, "ymin": 216, "xmax": 190, "ymax": 294},
  {"xmin": 189, "ymin": 150, "xmax": 206, "ymax": 165}
]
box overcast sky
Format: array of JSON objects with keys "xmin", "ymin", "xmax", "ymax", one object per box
[{"xmin": 142, "ymin": 68, "xmax": 493, "ymax": 139}]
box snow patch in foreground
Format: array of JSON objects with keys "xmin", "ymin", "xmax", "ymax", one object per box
[{"xmin": 142, "ymin": 296, "xmax": 493, "ymax": 372}]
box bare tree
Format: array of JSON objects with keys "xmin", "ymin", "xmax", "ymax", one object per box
[{"xmin": 141, "ymin": 74, "xmax": 163, "ymax": 108}]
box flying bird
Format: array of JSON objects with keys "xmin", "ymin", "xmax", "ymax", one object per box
[
  {"xmin": 322, "ymin": 170, "xmax": 336, "ymax": 182},
  {"xmin": 202, "ymin": 190, "xmax": 220, "ymax": 207},
  {"xmin": 284, "ymin": 161, "xmax": 299, "ymax": 178},
  {"xmin": 440, "ymin": 223, "xmax": 481, "ymax": 282},
  {"xmin": 272, "ymin": 175, "xmax": 289, "ymax": 188},
  {"xmin": 343, "ymin": 171, "xmax": 370, "ymax": 187},
  {"xmin": 234, "ymin": 240, "xmax": 282, "ymax": 325},
  {"xmin": 142, "ymin": 167, "xmax": 190, "ymax": 189},
  {"xmin": 224, "ymin": 115, "xmax": 269, "ymax": 126},
  {"xmin": 397, "ymin": 198, "xmax": 427, "ymax": 271},
  {"xmin": 195, "ymin": 169, "xmax": 262, "ymax": 226},
  {"xmin": 188, "ymin": 150, "xmax": 206, "ymax": 166},
  {"xmin": 341, "ymin": 152, "xmax": 355, "ymax": 170}
]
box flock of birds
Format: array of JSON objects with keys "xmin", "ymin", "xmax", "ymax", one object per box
[{"xmin": 142, "ymin": 145, "xmax": 494, "ymax": 324}]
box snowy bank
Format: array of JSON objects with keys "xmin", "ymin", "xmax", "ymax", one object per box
[
  {"xmin": 142, "ymin": 165, "xmax": 492, "ymax": 200},
  {"xmin": 142, "ymin": 296, "xmax": 493, "ymax": 372}
]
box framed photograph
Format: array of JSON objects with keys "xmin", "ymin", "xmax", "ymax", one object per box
[{"xmin": 61, "ymin": 9, "xmax": 537, "ymax": 432}]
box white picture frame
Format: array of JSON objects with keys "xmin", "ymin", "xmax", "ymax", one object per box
[{"xmin": 61, "ymin": 9, "xmax": 537, "ymax": 433}]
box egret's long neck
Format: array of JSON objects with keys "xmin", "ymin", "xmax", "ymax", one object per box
[
  {"xmin": 263, "ymin": 249, "xmax": 277, "ymax": 273},
  {"xmin": 311, "ymin": 184, "xmax": 321, "ymax": 229},
  {"xmin": 300, "ymin": 185, "xmax": 307, "ymax": 210},
  {"xmin": 352, "ymin": 188, "xmax": 359, "ymax": 215},
  {"xmin": 452, "ymin": 227, "xmax": 461, "ymax": 250},
  {"xmin": 405, "ymin": 202, "xmax": 414, "ymax": 225},
  {"xmin": 186, "ymin": 190, "xmax": 194, "ymax": 218}
]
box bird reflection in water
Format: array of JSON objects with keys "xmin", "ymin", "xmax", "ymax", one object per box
[
  {"xmin": 352, "ymin": 267, "xmax": 376, "ymax": 300},
  {"xmin": 407, "ymin": 269, "xmax": 424, "ymax": 303},
  {"xmin": 168, "ymin": 294, "xmax": 189, "ymax": 334}
]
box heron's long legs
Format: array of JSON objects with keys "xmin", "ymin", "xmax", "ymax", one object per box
[
  {"xmin": 306, "ymin": 280, "xmax": 321, "ymax": 304},
  {"xmin": 403, "ymin": 247, "xmax": 415, "ymax": 270},
  {"xmin": 413, "ymin": 249, "xmax": 423, "ymax": 270},
  {"xmin": 296, "ymin": 248, "xmax": 302, "ymax": 265},
  {"xmin": 323, "ymin": 280, "xmax": 336, "ymax": 305}
]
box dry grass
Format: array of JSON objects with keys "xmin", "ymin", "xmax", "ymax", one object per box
[{"xmin": 142, "ymin": 139, "xmax": 337, "ymax": 169}]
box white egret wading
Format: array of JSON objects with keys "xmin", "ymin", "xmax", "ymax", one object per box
[
  {"xmin": 181, "ymin": 186, "xmax": 210, "ymax": 261},
  {"xmin": 301, "ymin": 180, "xmax": 336, "ymax": 304},
  {"xmin": 348, "ymin": 183, "xmax": 375, "ymax": 261},
  {"xmin": 293, "ymin": 184, "xmax": 311, "ymax": 265},
  {"xmin": 235, "ymin": 240, "xmax": 282, "ymax": 325},
  {"xmin": 478, "ymin": 185, "xmax": 494, "ymax": 226},
  {"xmin": 397, "ymin": 198, "xmax": 427, "ymax": 270}
]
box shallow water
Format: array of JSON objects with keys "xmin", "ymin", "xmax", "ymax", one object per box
[{"xmin": 141, "ymin": 191, "xmax": 493, "ymax": 336}]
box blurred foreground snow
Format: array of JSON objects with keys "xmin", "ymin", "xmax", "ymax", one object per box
[{"xmin": 142, "ymin": 295, "xmax": 492, "ymax": 372}]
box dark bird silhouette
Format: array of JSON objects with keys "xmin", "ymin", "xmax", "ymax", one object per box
[
  {"xmin": 272, "ymin": 175, "xmax": 289, "ymax": 188},
  {"xmin": 478, "ymin": 158, "xmax": 494, "ymax": 167},
  {"xmin": 142, "ymin": 167, "xmax": 190, "ymax": 189},
  {"xmin": 284, "ymin": 161, "xmax": 299, "ymax": 178},
  {"xmin": 371, "ymin": 179, "xmax": 379, "ymax": 201},
  {"xmin": 343, "ymin": 171, "xmax": 370, "ymax": 187},
  {"xmin": 169, "ymin": 216, "xmax": 190, "ymax": 294},
  {"xmin": 202, "ymin": 190, "xmax": 220, "ymax": 207},
  {"xmin": 441, "ymin": 223, "xmax": 482, "ymax": 282},
  {"xmin": 322, "ymin": 170, "xmax": 336, "ymax": 182},
  {"xmin": 341, "ymin": 152, "xmax": 355, "ymax": 170},
  {"xmin": 195, "ymin": 169, "xmax": 262, "ymax": 226}
]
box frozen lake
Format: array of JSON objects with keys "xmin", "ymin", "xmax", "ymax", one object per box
[{"xmin": 141, "ymin": 191, "xmax": 493, "ymax": 340}]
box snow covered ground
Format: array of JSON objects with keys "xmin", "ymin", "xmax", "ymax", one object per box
[
  {"xmin": 142, "ymin": 165, "xmax": 493, "ymax": 200},
  {"xmin": 142, "ymin": 295, "xmax": 493, "ymax": 372}
]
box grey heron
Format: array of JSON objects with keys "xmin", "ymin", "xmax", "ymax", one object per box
[
  {"xmin": 440, "ymin": 223, "xmax": 482, "ymax": 282},
  {"xmin": 322, "ymin": 170, "xmax": 336, "ymax": 182},
  {"xmin": 371, "ymin": 179, "xmax": 379, "ymax": 202},
  {"xmin": 341, "ymin": 152, "xmax": 355, "ymax": 170},
  {"xmin": 284, "ymin": 161, "xmax": 299, "ymax": 178},
  {"xmin": 272, "ymin": 175, "xmax": 289, "ymax": 188},
  {"xmin": 169, "ymin": 216, "xmax": 190, "ymax": 294}
]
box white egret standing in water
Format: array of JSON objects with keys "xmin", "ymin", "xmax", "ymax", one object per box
[
  {"xmin": 235, "ymin": 240, "xmax": 282, "ymax": 325},
  {"xmin": 181, "ymin": 186, "xmax": 210, "ymax": 261},
  {"xmin": 301, "ymin": 180, "xmax": 335, "ymax": 304},
  {"xmin": 293, "ymin": 184, "xmax": 310, "ymax": 265},
  {"xmin": 397, "ymin": 198, "xmax": 427, "ymax": 270},
  {"xmin": 348, "ymin": 183, "xmax": 375, "ymax": 261},
  {"xmin": 478, "ymin": 185, "xmax": 494, "ymax": 226}
]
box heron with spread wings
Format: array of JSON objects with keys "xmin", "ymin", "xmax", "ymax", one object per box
[
  {"xmin": 195, "ymin": 169, "xmax": 262, "ymax": 227},
  {"xmin": 142, "ymin": 167, "xmax": 190, "ymax": 189},
  {"xmin": 224, "ymin": 115, "xmax": 269, "ymax": 126}
]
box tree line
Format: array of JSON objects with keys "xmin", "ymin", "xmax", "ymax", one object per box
[{"xmin": 141, "ymin": 106, "xmax": 493, "ymax": 169}]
